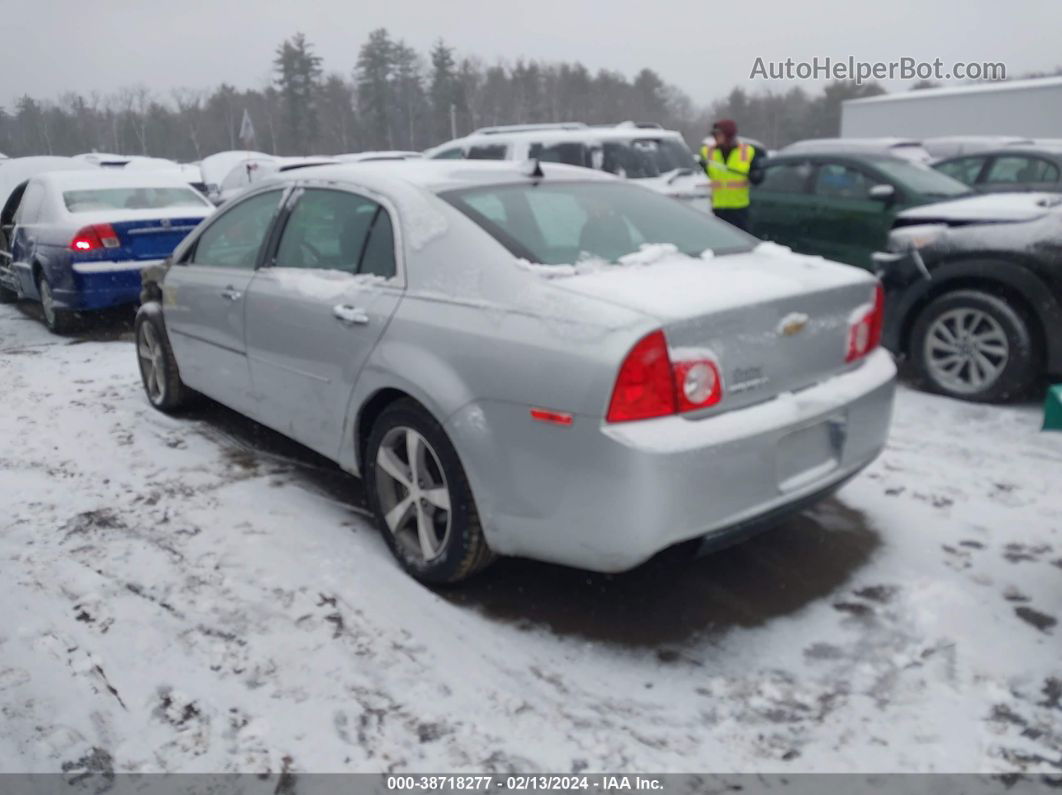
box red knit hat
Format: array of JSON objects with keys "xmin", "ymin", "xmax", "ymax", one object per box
[{"xmin": 712, "ymin": 119, "xmax": 738, "ymax": 138}]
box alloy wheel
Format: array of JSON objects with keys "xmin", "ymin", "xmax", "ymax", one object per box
[
  {"xmin": 924, "ymin": 307, "xmax": 1009, "ymax": 395},
  {"xmin": 137, "ymin": 322, "xmax": 166, "ymax": 404},
  {"xmin": 374, "ymin": 426, "xmax": 452, "ymax": 563}
]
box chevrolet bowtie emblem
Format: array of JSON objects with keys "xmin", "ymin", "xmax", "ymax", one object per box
[{"xmin": 780, "ymin": 316, "xmax": 808, "ymax": 336}]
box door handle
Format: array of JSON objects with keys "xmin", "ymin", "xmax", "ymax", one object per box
[
  {"xmin": 333, "ymin": 304, "xmax": 369, "ymax": 325},
  {"xmin": 220, "ymin": 286, "xmax": 242, "ymax": 301}
]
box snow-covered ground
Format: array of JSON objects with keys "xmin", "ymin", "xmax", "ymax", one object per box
[{"xmin": 0, "ymin": 302, "xmax": 1059, "ymax": 775}]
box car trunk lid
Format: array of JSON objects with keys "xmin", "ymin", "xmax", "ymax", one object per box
[
  {"xmin": 109, "ymin": 217, "xmax": 204, "ymax": 260},
  {"xmin": 552, "ymin": 246, "xmax": 879, "ymax": 412}
]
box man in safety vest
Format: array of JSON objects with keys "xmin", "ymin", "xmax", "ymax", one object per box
[{"xmin": 699, "ymin": 119, "xmax": 766, "ymax": 232}]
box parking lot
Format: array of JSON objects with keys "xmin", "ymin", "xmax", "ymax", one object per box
[{"xmin": 0, "ymin": 301, "xmax": 1058, "ymax": 774}]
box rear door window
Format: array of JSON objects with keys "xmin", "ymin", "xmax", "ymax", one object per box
[
  {"xmin": 14, "ymin": 182, "xmax": 45, "ymax": 224},
  {"xmin": 274, "ymin": 188, "xmax": 395, "ymax": 278},
  {"xmin": 983, "ymin": 156, "xmax": 1060, "ymax": 184},
  {"xmin": 528, "ymin": 141, "xmax": 591, "ymax": 168},
  {"xmin": 812, "ymin": 163, "xmax": 873, "ymax": 199},
  {"xmin": 189, "ymin": 189, "xmax": 283, "ymax": 269},
  {"xmin": 358, "ymin": 209, "xmax": 397, "ymax": 279},
  {"xmin": 467, "ymin": 144, "xmax": 508, "ymax": 160},
  {"xmin": 758, "ymin": 161, "xmax": 812, "ymax": 193}
]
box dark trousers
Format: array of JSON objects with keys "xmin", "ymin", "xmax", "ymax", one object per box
[{"xmin": 713, "ymin": 206, "xmax": 750, "ymax": 232}]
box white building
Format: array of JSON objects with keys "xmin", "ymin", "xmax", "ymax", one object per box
[{"xmin": 841, "ymin": 76, "xmax": 1062, "ymax": 139}]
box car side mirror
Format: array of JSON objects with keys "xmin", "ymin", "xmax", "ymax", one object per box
[{"xmin": 869, "ymin": 183, "xmax": 896, "ymax": 203}]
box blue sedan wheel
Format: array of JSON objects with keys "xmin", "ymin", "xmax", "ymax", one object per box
[{"xmin": 37, "ymin": 277, "xmax": 75, "ymax": 334}]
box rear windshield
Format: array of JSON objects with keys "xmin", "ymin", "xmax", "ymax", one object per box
[
  {"xmin": 442, "ymin": 181, "xmax": 753, "ymax": 265},
  {"xmin": 63, "ymin": 187, "xmax": 211, "ymax": 213}
]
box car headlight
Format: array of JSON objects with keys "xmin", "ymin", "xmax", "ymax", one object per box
[{"xmin": 888, "ymin": 223, "xmax": 948, "ymax": 252}]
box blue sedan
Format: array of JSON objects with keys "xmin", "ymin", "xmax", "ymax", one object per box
[{"xmin": 0, "ymin": 170, "xmax": 214, "ymax": 332}]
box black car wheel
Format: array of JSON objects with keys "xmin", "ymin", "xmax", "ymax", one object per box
[
  {"xmin": 0, "ymin": 285, "xmax": 16, "ymax": 303},
  {"xmin": 135, "ymin": 309, "xmax": 193, "ymax": 412},
  {"xmin": 365, "ymin": 399, "xmax": 494, "ymax": 584},
  {"xmin": 910, "ymin": 289, "xmax": 1039, "ymax": 402}
]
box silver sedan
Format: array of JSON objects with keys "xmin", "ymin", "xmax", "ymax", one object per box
[{"xmin": 136, "ymin": 161, "xmax": 896, "ymax": 583}]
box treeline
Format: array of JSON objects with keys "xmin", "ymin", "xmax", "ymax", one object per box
[{"xmin": 5, "ymin": 28, "xmax": 1028, "ymax": 160}]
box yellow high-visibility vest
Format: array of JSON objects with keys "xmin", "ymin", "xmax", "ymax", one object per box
[{"xmin": 700, "ymin": 143, "xmax": 755, "ymax": 209}]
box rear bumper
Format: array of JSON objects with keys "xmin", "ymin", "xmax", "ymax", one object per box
[
  {"xmin": 450, "ymin": 349, "xmax": 897, "ymax": 572},
  {"xmin": 59, "ymin": 260, "xmax": 158, "ymax": 311},
  {"xmin": 0, "ymin": 258, "xmax": 151, "ymax": 310}
]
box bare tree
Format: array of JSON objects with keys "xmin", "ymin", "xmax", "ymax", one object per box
[{"xmin": 172, "ymin": 88, "xmax": 206, "ymax": 159}]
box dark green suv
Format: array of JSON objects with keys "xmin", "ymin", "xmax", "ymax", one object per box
[{"xmin": 748, "ymin": 152, "xmax": 971, "ymax": 269}]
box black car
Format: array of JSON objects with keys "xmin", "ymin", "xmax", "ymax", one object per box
[
  {"xmin": 933, "ymin": 146, "xmax": 1062, "ymax": 195},
  {"xmin": 874, "ymin": 192, "xmax": 1062, "ymax": 402}
]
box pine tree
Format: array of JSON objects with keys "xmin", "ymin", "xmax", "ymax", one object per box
[
  {"xmin": 355, "ymin": 28, "xmax": 396, "ymax": 149},
  {"xmin": 273, "ymin": 32, "xmax": 323, "ymax": 152},
  {"xmin": 392, "ymin": 42, "xmax": 425, "ymax": 150},
  {"xmin": 429, "ymin": 40, "xmax": 457, "ymax": 142}
]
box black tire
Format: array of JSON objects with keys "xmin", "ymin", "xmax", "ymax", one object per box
[
  {"xmin": 365, "ymin": 399, "xmax": 494, "ymax": 584},
  {"xmin": 0, "ymin": 285, "xmax": 16, "ymax": 303},
  {"xmin": 910, "ymin": 289, "xmax": 1040, "ymax": 403},
  {"xmin": 36, "ymin": 273, "xmax": 77, "ymax": 334},
  {"xmin": 134, "ymin": 307, "xmax": 193, "ymax": 412}
]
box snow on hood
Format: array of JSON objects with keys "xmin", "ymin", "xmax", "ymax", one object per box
[
  {"xmin": 536, "ymin": 242, "xmax": 870, "ymax": 320},
  {"xmin": 897, "ymin": 192, "xmax": 1062, "ymax": 223}
]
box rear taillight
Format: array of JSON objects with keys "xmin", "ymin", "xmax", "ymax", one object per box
[
  {"xmin": 607, "ymin": 331, "xmax": 676, "ymax": 423},
  {"xmin": 846, "ymin": 283, "xmax": 885, "ymax": 363},
  {"xmin": 607, "ymin": 331, "xmax": 724, "ymax": 423},
  {"xmin": 70, "ymin": 224, "xmax": 120, "ymax": 252}
]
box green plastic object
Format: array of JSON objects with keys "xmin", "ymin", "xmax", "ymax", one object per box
[{"xmin": 1044, "ymin": 384, "xmax": 1062, "ymax": 431}]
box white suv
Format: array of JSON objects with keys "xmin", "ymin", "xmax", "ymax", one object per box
[{"xmin": 425, "ymin": 122, "xmax": 711, "ymax": 211}]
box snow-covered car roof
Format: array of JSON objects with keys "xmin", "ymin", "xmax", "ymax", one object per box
[
  {"xmin": 334, "ymin": 151, "xmax": 423, "ymax": 162},
  {"xmin": 272, "ymin": 157, "xmax": 338, "ymax": 171},
  {"xmin": 73, "ymin": 152, "xmax": 132, "ymax": 166},
  {"xmin": 425, "ymin": 126, "xmax": 687, "ymax": 158},
  {"xmin": 120, "ymin": 156, "xmax": 182, "ymax": 171},
  {"xmin": 922, "ymin": 136, "xmax": 1034, "ymax": 158},
  {"xmin": 780, "ymin": 139, "xmax": 933, "ymax": 164},
  {"xmin": 36, "ymin": 169, "xmax": 217, "ymax": 194},
  {"xmin": 784, "ymin": 137, "xmax": 926, "ymax": 152},
  {"xmin": 262, "ymin": 158, "xmax": 620, "ymax": 194},
  {"xmin": 199, "ymin": 150, "xmax": 275, "ymax": 187},
  {"xmin": 0, "ymin": 156, "xmax": 99, "ymax": 208}
]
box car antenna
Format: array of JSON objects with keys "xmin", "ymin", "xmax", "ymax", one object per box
[{"xmin": 521, "ymin": 158, "xmax": 544, "ymax": 179}]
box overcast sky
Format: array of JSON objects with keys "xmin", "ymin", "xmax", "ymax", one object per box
[{"xmin": 3, "ymin": 0, "xmax": 1061, "ymax": 110}]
